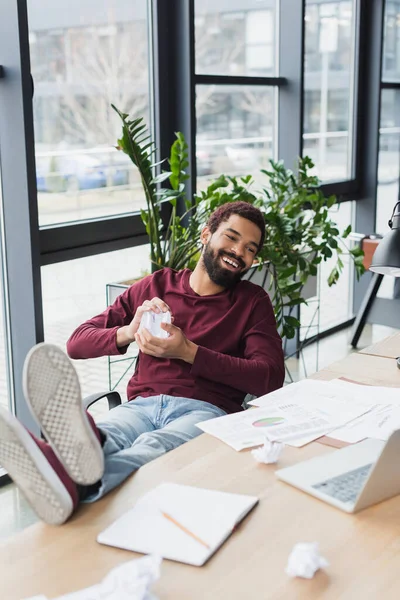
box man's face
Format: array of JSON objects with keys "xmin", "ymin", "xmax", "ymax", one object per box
[{"xmin": 201, "ymin": 214, "xmax": 261, "ymax": 288}]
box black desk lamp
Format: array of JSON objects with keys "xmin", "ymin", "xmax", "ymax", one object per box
[
  {"xmin": 369, "ymin": 201, "xmax": 400, "ymax": 277},
  {"xmin": 369, "ymin": 201, "xmax": 400, "ymax": 369}
]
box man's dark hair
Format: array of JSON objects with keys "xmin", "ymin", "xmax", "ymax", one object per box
[{"xmin": 206, "ymin": 201, "xmax": 265, "ymax": 253}]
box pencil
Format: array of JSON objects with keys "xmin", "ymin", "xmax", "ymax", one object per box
[{"xmin": 161, "ymin": 511, "xmax": 211, "ymax": 549}]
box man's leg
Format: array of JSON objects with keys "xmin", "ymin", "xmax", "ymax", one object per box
[
  {"xmin": 0, "ymin": 406, "xmax": 79, "ymax": 525},
  {"xmin": 85, "ymin": 396, "xmax": 226, "ymax": 501},
  {"xmin": 23, "ymin": 343, "xmax": 104, "ymax": 484},
  {"xmin": 0, "ymin": 343, "xmax": 105, "ymax": 525},
  {"xmin": 81, "ymin": 396, "xmax": 158, "ymax": 501}
]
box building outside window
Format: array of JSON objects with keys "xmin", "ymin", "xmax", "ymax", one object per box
[{"xmin": 28, "ymin": 0, "xmax": 151, "ymax": 226}]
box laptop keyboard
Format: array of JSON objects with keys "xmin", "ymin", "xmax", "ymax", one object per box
[{"xmin": 312, "ymin": 464, "xmax": 373, "ymax": 504}]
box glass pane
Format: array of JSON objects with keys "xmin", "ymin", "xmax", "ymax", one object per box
[
  {"xmin": 196, "ymin": 85, "xmax": 275, "ymax": 186},
  {"xmin": 195, "ymin": 0, "xmax": 277, "ymax": 76},
  {"xmin": 0, "ymin": 160, "xmax": 15, "ymax": 481},
  {"xmin": 42, "ymin": 244, "xmax": 150, "ymax": 420},
  {"xmin": 382, "ymin": 0, "xmax": 400, "ymax": 82},
  {"xmin": 301, "ymin": 200, "xmax": 355, "ymax": 333},
  {"xmin": 27, "ymin": 1, "xmax": 150, "ymax": 227},
  {"xmin": 376, "ymin": 89, "xmax": 400, "ymax": 236},
  {"xmin": 0, "ymin": 166, "xmax": 12, "ymax": 419},
  {"xmin": 303, "ymin": 1, "xmax": 357, "ymax": 181}
]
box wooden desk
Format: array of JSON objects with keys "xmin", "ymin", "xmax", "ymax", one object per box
[
  {"xmin": 311, "ymin": 351, "xmax": 400, "ymax": 387},
  {"xmin": 360, "ymin": 331, "xmax": 400, "ymax": 359},
  {"xmin": 1, "ymin": 349, "xmax": 400, "ymax": 600}
]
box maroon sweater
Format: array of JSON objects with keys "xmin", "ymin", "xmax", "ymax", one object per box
[{"xmin": 67, "ymin": 268, "xmax": 284, "ymax": 414}]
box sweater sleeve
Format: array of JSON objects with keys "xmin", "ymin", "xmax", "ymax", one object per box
[
  {"xmin": 190, "ymin": 291, "xmax": 284, "ymax": 397},
  {"xmin": 67, "ymin": 282, "xmax": 144, "ymax": 359}
]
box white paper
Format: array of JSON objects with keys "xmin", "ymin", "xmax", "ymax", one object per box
[
  {"xmin": 197, "ymin": 390, "xmax": 371, "ymax": 450},
  {"xmin": 97, "ymin": 483, "xmax": 258, "ymax": 567},
  {"xmin": 139, "ymin": 311, "xmax": 171, "ymax": 338},
  {"xmin": 249, "ymin": 379, "xmax": 375, "ymax": 410},
  {"xmin": 248, "ymin": 379, "xmax": 327, "ymax": 408},
  {"xmin": 55, "ymin": 555, "xmax": 161, "ymax": 600},
  {"xmin": 331, "ymin": 403, "xmax": 400, "ymax": 443},
  {"xmin": 316, "ymin": 379, "xmax": 400, "ymax": 443},
  {"xmin": 244, "ymin": 378, "xmax": 400, "ymax": 446},
  {"xmin": 286, "ymin": 542, "xmax": 328, "ymax": 579},
  {"xmin": 251, "ymin": 440, "xmax": 283, "ymax": 464}
]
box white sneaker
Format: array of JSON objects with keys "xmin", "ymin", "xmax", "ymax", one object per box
[
  {"xmin": 0, "ymin": 406, "xmax": 74, "ymax": 525},
  {"xmin": 23, "ymin": 343, "xmax": 104, "ymax": 485}
]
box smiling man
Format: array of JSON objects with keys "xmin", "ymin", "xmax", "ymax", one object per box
[{"xmin": 0, "ymin": 201, "xmax": 284, "ymax": 525}]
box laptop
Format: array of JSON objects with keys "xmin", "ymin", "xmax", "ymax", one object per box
[{"xmin": 275, "ymin": 430, "xmax": 400, "ymax": 513}]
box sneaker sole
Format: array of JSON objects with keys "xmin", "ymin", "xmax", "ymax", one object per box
[
  {"xmin": 23, "ymin": 343, "xmax": 104, "ymax": 485},
  {"xmin": 0, "ymin": 406, "xmax": 73, "ymax": 525}
]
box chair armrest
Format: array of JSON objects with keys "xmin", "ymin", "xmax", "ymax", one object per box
[{"xmin": 83, "ymin": 391, "xmax": 122, "ymax": 411}]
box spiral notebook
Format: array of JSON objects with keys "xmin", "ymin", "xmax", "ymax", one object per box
[{"xmin": 97, "ymin": 482, "xmax": 258, "ymax": 566}]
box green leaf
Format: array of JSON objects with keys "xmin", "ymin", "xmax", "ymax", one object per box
[
  {"xmin": 342, "ymin": 224, "xmax": 352, "ymax": 238},
  {"xmin": 153, "ymin": 171, "xmax": 172, "ymax": 184},
  {"xmin": 327, "ymin": 267, "xmax": 340, "ymax": 286},
  {"xmin": 284, "ymin": 315, "xmax": 301, "ymax": 327}
]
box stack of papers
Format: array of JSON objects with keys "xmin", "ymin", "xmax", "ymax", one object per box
[
  {"xmin": 314, "ymin": 379, "xmax": 400, "ymax": 443},
  {"xmin": 197, "ymin": 379, "xmax": 400, "ymax": 450},
  {"xmin": 197, "ymin": 380, "xmax": 373, "ymax": 450}
]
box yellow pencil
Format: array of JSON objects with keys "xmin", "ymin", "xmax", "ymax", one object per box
[{"xmin": 162, "ymin": 511, "xmax": 211, "ymax": 549}]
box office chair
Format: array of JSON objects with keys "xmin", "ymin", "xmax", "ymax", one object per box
[{"xmin": 83, "ymin": 390, "xmax": 122, "ymax": 411}]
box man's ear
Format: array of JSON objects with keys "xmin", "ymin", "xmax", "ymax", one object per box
[{"xmin": 200, "ymin": 226, "xmax": 212, "ymax": 246}]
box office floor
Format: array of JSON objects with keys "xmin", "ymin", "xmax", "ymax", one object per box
[{"xmin": 0, "ymin": 322, "xmax": 398, "ymax": 541}]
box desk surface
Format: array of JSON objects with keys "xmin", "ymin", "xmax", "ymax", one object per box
[
  {"xmin": 312, "ymin": 350, "xmax": 400, "ymax": 386},
  {"xmin": 360, "ymin": 331, "xmax": 400, "ymax": 359},
  {"xmin": 1, "ymin": 343, "xmax": 400, "ymax": 600}
]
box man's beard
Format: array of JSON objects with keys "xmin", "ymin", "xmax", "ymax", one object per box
[{"xmin": 202, "ymin": 242, "xmax": 250, "ymax": 288}]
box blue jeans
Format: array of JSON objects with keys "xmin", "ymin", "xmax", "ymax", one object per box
[{"xmin": 84, "ymin": 395, "xmax": 226, "ymax": 502}]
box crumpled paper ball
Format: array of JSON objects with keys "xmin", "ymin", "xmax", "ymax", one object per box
[
  {"xmin": 25, "ymin": 554, "xmax": 162, "ymax": 600},
  {"xmin": 251, "ymin": 439, "xmax": 284, "ymax": 464},
  {"xmin": 286, "ymin": 542, "xmax": 328, "ymax": 579}
]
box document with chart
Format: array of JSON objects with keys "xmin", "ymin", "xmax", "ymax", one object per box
[{"xmin": 196, "ymin": 397, "xmax": 370, "ymax": 451}]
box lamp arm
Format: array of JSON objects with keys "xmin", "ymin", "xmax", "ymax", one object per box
[{"xmin": 389, "ymin": 201, "xmax": 400, "ymax": 228}]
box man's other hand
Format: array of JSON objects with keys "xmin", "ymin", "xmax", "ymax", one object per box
[
  {"xmin": 116, "ymin": 297, "xmax": 173, "ymax": 348},
  {"xmin": 134, "ymin": 322, "xmax": 198, "ymax": 364}
]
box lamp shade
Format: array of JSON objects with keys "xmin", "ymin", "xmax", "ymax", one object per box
[{"xmin": 370, "ymin": 202, "xmax": 400, "ymax": 277}]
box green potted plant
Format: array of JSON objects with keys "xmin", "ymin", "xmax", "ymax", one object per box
[
  {"xmin": 193, "ymin": 160, "xmax": 365, "ymax": 339},
  {"xmin": 111, "ymin": 106, "xmax": 365, "ymax": 340},
  {"xmin": 112, "ymin": 105, "xmax": 201, "ymax": 272}
]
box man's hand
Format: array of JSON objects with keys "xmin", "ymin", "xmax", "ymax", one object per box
[
  {"xmin": 116, "ymin": 297, "xmax": 172, "ymax": 348},
  {"xmin": 134, "ymin": 322, "xmax": 198, "ymax": 364}
]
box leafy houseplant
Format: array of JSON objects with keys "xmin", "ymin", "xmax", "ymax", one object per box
[
  {"xmin": 112, "ymin": 105, "xmax": 201, "ymax": 272},
  {"xmin": 193, "ymin": 160, "xmax": 365, "ymax": 339},
  {"xmin": 113, "ymin": 106, "xmax": 365, "ymax": 339}
]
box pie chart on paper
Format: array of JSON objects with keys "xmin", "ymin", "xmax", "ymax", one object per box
[{"xmin": 252, "ymin": 416, "xmax": 285, "ymax": 428}]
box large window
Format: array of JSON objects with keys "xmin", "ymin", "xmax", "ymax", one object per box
[
  {"xmin": 376, "ymin": 89, "xmax": 400, "ymax": 235},
  {"xmin": 195, "ymin": 0, "xmax": 278, "ymax": 185},
  {"xmin": 28, "ymin": 0, "xmax": 150, "ymax": 226},
  {"xmin": 0, "ymin": 168, "xmax": 13, "ymax": 423},
  {"xmin": 374, "ymin": 1, "xmax": 400, "ymax": 302},
  {"xmin": 299, "ymin": 201, "xmax": 355, "ymax": 337},
  {"xmin": 42, "ymin": 245, "xmax": 150, "ymax": 415},
  {"xmin": 196, "ymin": 85, "xmax": 275, "ymax": 184},
  {"xmin": 382, "ymin": 0, "xmax": 400, "ymax": 82},
  {"xmin": 303, "ymin": 0, "xmax": 358, "ymax": 182},
  {"xmin": 195, "ymin": 2, "xmax": 276, "ymax": 77}
]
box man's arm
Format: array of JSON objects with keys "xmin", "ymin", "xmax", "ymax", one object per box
[
  {"xmin": 67, "ymin": 288, "xmax": 136, "ymax": 359},
  {"xmin": 67, "ymin": 274, "xmax": 173, "ymax": 360},
  {"xmin": 189, "ymin": 327, "xmax": 284, "ymax": 398},
  {"xmin": 134, "ymin": 292, "xmax": 285, "ymax": 397},
  {"xmin": 188, "ymin": 293, "xmax": 284, "ymax": 397}
]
